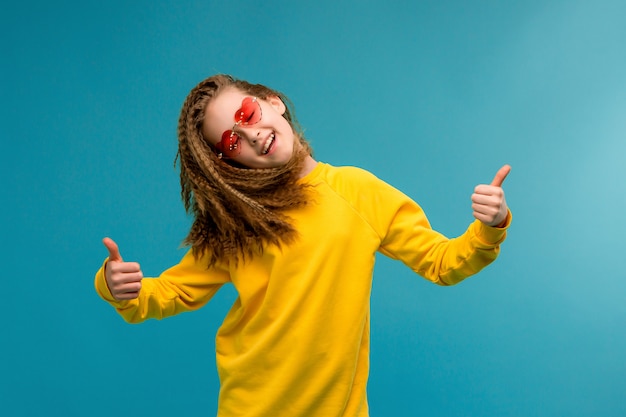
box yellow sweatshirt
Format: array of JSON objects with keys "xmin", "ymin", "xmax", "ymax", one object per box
[{"xmin": 95, "ymin": 162, "xmax": 510, "ymax": 417}]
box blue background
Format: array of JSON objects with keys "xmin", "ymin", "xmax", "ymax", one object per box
[{"xmin": 2, "ymin": 1, "xmax": 625, "ymax": 416}]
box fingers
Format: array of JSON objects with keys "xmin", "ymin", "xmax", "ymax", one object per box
[
  {"xmin": 106, "ymin": 260, "xmax": 143, "ymax": 300},
  {"xmin": 490, "ymin": 164, "xmax": 511, "ymax": 187},
  {"xmin": 472, "ymin": 182, "xmax": 508, "ymax": 227},
  {"xmin": 472, "ymin": 191, "xmax": 504, "ymax": 222},
  {"xmin": 103, "ymin": 237, "xmax": 123, "ymax": 262}
]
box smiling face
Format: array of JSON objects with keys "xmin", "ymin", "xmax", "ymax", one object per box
[{"xmin": 202, "ymin": 87, "xmax": 297, "ymax": 169}]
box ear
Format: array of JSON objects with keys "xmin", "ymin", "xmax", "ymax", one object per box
[{"xmin": 267, "ymin": 95, "xmax": 286, "ymax": 115}]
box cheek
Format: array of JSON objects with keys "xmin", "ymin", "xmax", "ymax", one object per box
[
  {"xmin": 200, "ymin": 125, "xmax": 216, "ymax": 147},
  {"xmin": 280, "ymin": 119, "xmax": 297, "ymax": 142}
]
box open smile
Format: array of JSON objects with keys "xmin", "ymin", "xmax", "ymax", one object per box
[{"xmin": 262, "ymin": 132, "xmax": 276, "ymax": 155}]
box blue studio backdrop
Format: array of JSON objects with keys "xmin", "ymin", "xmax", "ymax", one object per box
[{"xmin": 2, "ymin": 1, "xmax": 625, "ymax": 416}]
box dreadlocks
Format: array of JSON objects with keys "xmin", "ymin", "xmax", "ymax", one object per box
[{"xmin": 175, "ymin": 74, "xmax": 314, "ymax": 267}]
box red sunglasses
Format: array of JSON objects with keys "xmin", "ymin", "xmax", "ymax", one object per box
[{"xmin": 215, "ymin": 96, "xmax": 262, "ymax": 158}]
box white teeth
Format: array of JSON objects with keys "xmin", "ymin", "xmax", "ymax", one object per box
[{"xmin": 263, "ymin": 133, "xmax": 275, "ymax": 154}]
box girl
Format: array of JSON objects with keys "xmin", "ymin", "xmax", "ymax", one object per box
[{"xmin": 95, "ymin": 74, "xmax": 511, "ymax": 417}]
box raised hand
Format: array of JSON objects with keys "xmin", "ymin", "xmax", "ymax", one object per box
[
  {"xmin": 471, "ymin": 165, "xmax": 511, "ymax": 227},
  {"xmin": 102, "ymin": 237, "xmax": 143, "ymax": 300}
]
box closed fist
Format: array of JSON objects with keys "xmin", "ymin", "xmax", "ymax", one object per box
[
  {"xmin": 471, "ymin": 165, "xmax": 510, "ymax": 227},
  {"xmin": 102, "ymin": 237, "xmax": 143, "ymax": 300}
]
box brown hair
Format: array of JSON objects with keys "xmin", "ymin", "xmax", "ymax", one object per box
[{"xmin": 175, "ymin": 74, "xmax": 313, "ymax": 267}]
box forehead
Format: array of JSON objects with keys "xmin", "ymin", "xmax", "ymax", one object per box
[{"xmin": 202, "ymin": 87, "xmax": 247, "ymax": 143}]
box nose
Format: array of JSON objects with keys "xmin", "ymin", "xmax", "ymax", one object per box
[{"xmin": 239, "ymin": 128, "xmax": 260, "ymax": 145}]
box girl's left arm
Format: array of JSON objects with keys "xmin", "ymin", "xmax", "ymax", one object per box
[{"xmin": 371, "ymin": 166, "xmax": 512, "ymax": 286}]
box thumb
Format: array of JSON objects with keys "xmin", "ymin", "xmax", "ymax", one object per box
[
  {"xmin": 102, "ymin": 237, "xmax": 124, "ymax": 262},
  {"xmin": 490, "ymin": 164, "xmax": 511, "ymax": 187}
]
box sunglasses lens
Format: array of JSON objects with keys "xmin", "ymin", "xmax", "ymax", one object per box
[
  {"xmin": 236, "ymin": 97, "xmax": 262, "ymax": 126},
  {"xmin": 216, "ymin": 97, "xmax": 261, "ymax": 159},
  {"xmin": 216, "ymin": 131, "xmax": 240, "ymax": 158}
]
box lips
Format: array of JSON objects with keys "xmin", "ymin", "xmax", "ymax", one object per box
[{"xmin": 262, "ymin": 132, "xmax": 275, "ymax": 155}]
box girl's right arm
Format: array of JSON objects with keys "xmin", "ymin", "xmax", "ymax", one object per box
[{"xmin": 95, "ymin": 237, "xmax": 230, "ymax": 323}]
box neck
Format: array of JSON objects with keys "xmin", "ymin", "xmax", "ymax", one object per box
[{"xmin": 299, "ymin": 155, "xmax": 318, "ymax": 178}]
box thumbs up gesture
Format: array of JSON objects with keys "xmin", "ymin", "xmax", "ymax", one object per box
[
  {"xmin": 102, "ymin": 237, "xmax": 143, "ymax": 300},
  {"xmin": 471, "ymin": 165, "xmax": 511, "ymax": 227}
]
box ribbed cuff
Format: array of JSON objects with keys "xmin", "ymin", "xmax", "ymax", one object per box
[{"xmin": 473, "ymin": 209, "xmax": 512, "ymax": 246}]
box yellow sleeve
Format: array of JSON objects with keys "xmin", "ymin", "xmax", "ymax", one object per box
[
  {"xmin": 364, "ymin": 173, "xmax": 510, "ymax": 285},
  {"xmin": 94, "ymin": 250, "xmax": 230, "ymax": 323}
]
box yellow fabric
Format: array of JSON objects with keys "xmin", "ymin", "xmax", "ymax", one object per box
[{"xmin": 95, "ymin": 162, "xmax": 510, "ymax": 417}]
